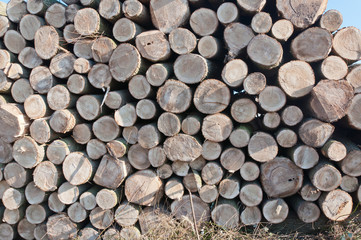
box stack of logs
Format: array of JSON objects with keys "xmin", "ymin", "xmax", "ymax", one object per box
[{"xmin": 1, "ymin": 0, "xmax": 361, "ymax": 239}]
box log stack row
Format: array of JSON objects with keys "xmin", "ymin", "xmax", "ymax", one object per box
[{"xmin": 0, "ymin": 0, "xmax": 361, "ymax": 239}]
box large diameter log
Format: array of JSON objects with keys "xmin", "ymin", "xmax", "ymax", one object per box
[
  {"xmin": 34, "ymin": 26, "xmax": 61, "ymax": 60},
  {"xmin": 33, "ymin": 161, "xmax": 60, "ymax": 192},
  {"xmin": 171, "ymin": 195, "xmax": 210, "ymax": 226},
  {"xmin": 262, "ymin": 198, "xmax": 289, "ymax": 224},
  {"xmin": 278, "ymin": 61, "xmax": 315, "ymax": 98},
  {"xmin": 13, "ymin": 136, "xmax": 44, "ymax": 169},
  {"xmin": 168, "ymin": 28, "xmax": 197, "ymax": 55},
  {"xmin": 29, "ymin": 66, "xmax": 55, "ymax": 94},
  {"xmin": 259, "ymin": 86, "xmax": 286, "ymax": 112},
  {"xmin": 261, "ymin": 157, "xmax": 303, "ymax": 198},
  {"xmin": 309, "ymin": 80, "xmax": 354, "ymax": 122},
  {"xmin": 74, "ymin": 8, "xmax": 109, "ymax": 36},
  {"xmin": 174, "ymin": 53, "xmax": 210, "ymax": 84},
  {"xmin": 149, "ymin": 0, "xmax": 190, "ymax": 34},
  {"xmin": 248, "ymin": 132, "xmax": 278, "ymax": 162},
  {"xmin": 290, "ymin": 145, "xmax": 319, "ymax": 169},
  {"xmin": 4, "ymin": 30, "xmax": 26, "ymax": 54},
  {"xmin": 346, "ymin": 94, "xmax": 361, "ymax": 130},
  {"xmin": 4, "ymin": 162, "xmax": 29, "ymax": 188},
  {"xmin": 247, "ymin": 34, "xmax": 283, "ymax": 70},
  {"xmin": 211, "ymin": 200, "xmax": 239, "ymax": 229},
  {"xmin": 291, "ymin": 27, "xmax": 332, "ymax": 62},
  {"xmin": 340, "ymin": 150, "xmax": 361, "ymax": 177},
  {"xmin": 163, "ymin": 134, "xmax": 202, "ymax": 162},
  {"xmin": 271, "ymin": 19, "xmax": 294, "ymax": 42},
  {"xmin": 136, "ymin": 30, "xmax": 171, "ymax": 62},
  {"xmin": 333, "ymin": 27, "xmax": 361, "ymax": 62},
  {"xmin": 124, "ymin": 170, "xmax": 163, "ymax": 206},
  {"xmin": 190, "ymin": 8, "xmax": 218, "ymax": 37},
  {"xmin": 224, "ymin": 22, "xmax": 254, "ymax": 58},
  {"xmin": 309, "ymin": 161, "xmax": 342, "ymax": 191},
  {"xmin": 202, "ymin": 113, "xmax": 233, "ymax": 142},
  {"xmin": 19, "ymin": 14, "xmax": 44, "ymax": 41},
  {"xmin": 93, "ymin": 116, "xmax": 120, "ymax": 142},
  {"xmin": 0, "ymin": 103, "xmax": 29, "ymax": 143},
  {"xmin": 157, "ymin": 79, "xmax": 192, "ymax": 113},
  {"xmin": 318, "ymin": 189, "xmax": 352, "ymax": 221},
  {"xmin": 94, "ymin": 155, "xmax": 132, "ymax": 189},
  {"xmin": 320, "ymin": 9, "xmax": 343, "ymax": 32},
  {"xmin": 298, "ymin": 119, "xmax": 334, "ymax": 148},
  {"xmin": 194, "ymin": 79, "xmax": 230, "ymax": 114},
  {"xmin": 47, "ymin": 213, "xmax": 77, "ymax": 240},
  {"xmin": 276, "ymin": 0, "xmax": 328, "ymax": 29},
  {"xmin": 115, "ymin": 201, "xmax": 140, "ymax": 227},
  {"xmin": 290, "ymin": 196, "xmax": 320, "ymax": 223}
]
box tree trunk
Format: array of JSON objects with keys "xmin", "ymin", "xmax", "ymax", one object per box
[
  {"xmin": 181, "ymin": 114, "xmax": 201, "ymax": 136},
  {"xmin": 25, "ymin": 182, "xmax": 46, "ymax": 205},
  {"xmin": 165, "ymin": 178, "xmax": 184, "ymax": 200},
  {"xmin": 122, "ymin": 126, "xmax": 139, "ymax": 145},
  {"xmin": 340, "ymin": 175, "xmax": 359, "ymax": 193},
  {"xmin": 0, "ymin": 103, "xmax": 29, "ymax": 143},
  {"xmin": 211, "ymin": 199, "xmax": 239, "ymax": 229},
  {"xmin": 220, "ymin": 147, "xmax": 245, "ymax": 173},
  {"xmin": 106, "ymin": 138, "xmax": 128, "ymax": 159},
  {"xmin": 49, "ymin": 109, "xmax": 80, "ymax": 134},
  {"xmin": 236, "ymin": 0, "xmax": 266, "ymax": 14},
  {"xmin": 309, "ymin": 161, "xmax": 342, "ymax": 191},
  {"xmin": 157, "ymin": 163, "xmax": 173, "ymax": 179},
  {"xmin": 65, "ymin": 4, "xmax": 80, "ymax": 23},
  {"xmin": 79, "ymin": 187, "xmax": 98, "ymax": 211},
  {"xmin": 19, "ymin": 14, "xmax": 44, "ymax": 41},
  {"xmin": 93, "ymin": 116, "xmax": 120, "ymax": 142},
  {"xmin": 171, "ymin": 161, "xmax": 189, "ymax": 177},
  {"xmin": 168, "ymin": 28, "xmax": 197, "ymax": 55},
  {"xmin": 318, "ymin": 189, "xmax": 352, "ymax": 221},
  {"xmin": 48, "ymin": 192, "xmax": 65, "ymax": 213},
  {"xmin": 346, "ymin": 94, "xmax": 361, "ymax": 130},
  {"xmin": 240, "ymin": 161, "xmax": 260, "ymax": 181},
  {"xmin": 271, "ymin": 19, "xmax": 294, "ymax": 41},
  {"xmin": 248, "ymin": 132, "xmax": 278, "ymax": 162},
  {"xmin": 298, "ymin": 119, "xmax": 334, "ymax": 148},
  {"xmin": 104, "ymin": 90, "xmax": 130, "ymax": 110},
  {"xmin": 157, "ymin": 80, "xmax": 192, "ymax": 113},
  {"xmin": 122, "ymin": 0, "xmax": 150, "ymax": 26},
  {"xmin": 333, "ymin": 27, "xmax": 361, "ymax": 62},
  {"xmin": 346, "ymin": 65, "xmax": 361, "ymax": 93},
  {"xmin": 73, "ymin": 39, "xmax": 94, "ymax": 59},
  {"xmin": 2, "ymin": 188, "xmax": 25, "ymax": 210},
  {"xmin": 57, "ymin": 182, "xmax": 88, "ymax": 205},
  {"xmin": 25, "ymin": 204, "xmax": 49, "ymax": 224},
  {"xmin": 183, "ymin": 170, "xmax": 202, "ymax": 192},
  {"xmin": 45, "ymin": 3, "xmax": 66, "ymax": 29},
  {"xmin": 13, "ymin": 136, "xmax": 45, "ymax": 169},
  {"xmin": 259, "ymin": 86, "xmax": 286, "ymax": 112},
  {"xmin": 281, "ymin": 105, "xmax": 303, "ymax": 127},
  {"xmin": 299, "ymin": 180, "xmax": 321, "ymax": 201},
  {"xmin": 33, "ymin": 161, "xmax": 60, "ymax": 192},
  {"xmin": 320, "ymin": 56, "xmax": 348, "ymax": 80},
  {"xmin": 321, "ymin": 140, "xmax": 347, "ymax": 161},
  {"xmin": 18, "ymin": 218, "xmax": 36, "ymax": 240},
  {"xmin": 157, "ymin": 112, "xmax": 181, "ymax": 137},
  {"xmin": 218, "ymin": 177, "xmax": 240, "ymax": 199},
  {"xmin": 136, "ymin": 99, "xmax": 158, "ymax": 120},
  {"xmin": 115, "ymin": 201, "xmax": 140, "ymax": 227},
  {"xmin": 222, "ymin": 59, "xmax": 248, "ymax": 88},
  {"xmin": 262, "ymin": 198, "xmax": 289, "ymax": 224},
  {"xmin": 11, "ymin": 79, "xmax": 34, "ymax": 104},
  {"xmin": 88, "ymin": 63, "xmax": 112, "ymax": 89},
  {"xmin": 239, "ymin": 181, "xmax": 263, "ymax": 207}
]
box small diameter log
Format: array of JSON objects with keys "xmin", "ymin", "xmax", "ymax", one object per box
[
  {"xmin": 138, "ymin": 124, "xmax": 161, "ymax": 149},
  {"xmin": 221, "ymin": 59, "xmax": 248, "ymax": 88},
  {"xmin": 241, "ymin": 207, "xmax": 262, "ymax": 225},
  {"xmin": 318, "ymin": 189, "xmax": 352, "ymax": 221},
  {"xmin": 146, "ymin": 63, "xmax": 172, "ymax": 87},
  {"xmin": 25, "ymin": 204, "xmax": 48, "ymax": 224},
  {"xmin": 11, "ymin": 79, "xmax": 34, "ymax": 104},
  {"xmin": 321, "ymin": 140, "xmax": 347, "ymax": 161},
  {"xmin": 128, "ymin": 143, "xmax": 151, "ymax": 170},
  {"xmin": 129, "ymin": 75, "xmax": 153, "ymax": 100},
  {"xmin": 19, "ymin": 14, "xmax": 44, "ymax": 41},
  {"xmin": 201, "ymin": 162, "xmax": 224, "ymax": 185},
  {"xmin": 190, "ymin": 156, "xmax": 206, "ymax": 171},
  {"xmin": 182, "ymin": 114, "xmax": 201, "ymax": 135},
  {"xmin": 107, "ymin": 138, "xmax": 128, "ymax": 159},
  {"xmin": 148, "ymin": 146, "xmax": 166, "ymax": 168},
  {"xmin": 309, "ymin": 161, "xmax": 342, "ymax": 191},
  {"xmin": 47, "ymin": 213, "xmax": 77, "ymax": 240},
  {"xmin": 72, "ymin": 124, "xmax": 92, "ymax": 145},
  {"xmin": 290, "ymin": 145, "xmax": 319, "ymax": 169},
  {"xmin": 120, "ymin": 227, "xmax": 141, "ymax": 240},
  {"xmin": 347, "ymin": 94, "xmax": 361, "ymax": 130},
  {"xmin": 202, "ymin": 113, "xmax": 233, "ymax": 142},
  {"xmin": 87, "ymin": 139, "xmax": 107, "ymax": 160},
  {"xmin": 0, "ymin": 180, "xmax": 10, "ymax": 199},
  {"xmin": 199, "ymin": 185, "xmax": 218, "ymax": 203},
  {"xmin": 169, "ymin": 28, "xmax": 197, "ymax": 55},
  {"xmin": 99, "ymin": 0, "xmax": 122, "ymax": 22},
  {"xmin": 76, "ymin": 95, "xmax": 104, "ymax": 121},
  {"xmin": 171, "ymin": 195, "xmax": 210, "ymax": 226},
  {"xmin": 2, "ymin": 188, "xmax": 25, "ymax": 210},
  {"xmin": 122, "ymin": 0, "xmax": 150, "ymax": 26},
  {"xmin": 34, "ymin": 224, "xmax": 48, "ymax": 240},
  {"xmin": 298, "ymin": 119, "xmax": 334, "ymax": 148},
  {"xmin": 262, "ymin": 198, "xmax": 289, "ymax": 224},
  {"xmin": 34, "ymin": 26, "xmax": 61, "ymax": 60},
  {"xmin": 33, "ymin": 161, "xmax": 60, "ymax": 192},
  {"xmin": 309, "ymin": 80, "xmax": 354, "ymax": 122},
  {"xmin": 67, "ymin": 75, "xmax": 91, "ymax": 95},
  {"xmin": 79, "ymin": 187, "xmax": 98, "ymax": 211},
  {"xmin": 259, "ymin": 86, "xmax": 286, "ymax": 113},
  {"xmin": 251, "ymin": 12, "xmax": 272, "ymax": 34},
  {"xmin": 290, "ymin": 196, "xmax": 320, "ymax": 223},
  {"xmin": 63, "ymin": 24, "xmax": 80, "ymax": 44},
  {"xmin": 136, "ymin": 99, "xmax": 158, "ymax": 120},
  {"xmin": 194, "ymin": 79, "xmax": 230, "ymax": 114},
  {"xmin": 172, "ymin": 161, "xmax": 189, "ymax": 177},
  {"xmin": 236, "ymin": 0, "xmax": 266, "ymax": 14},
  {"xmin": 114, "ymin": 103, "xmax": 137, "ymax": 127},
  {"xmin": 248, "ymin": 132, "xmax": 278, "ymax": 162},
  {"xmin": 157, "ymin": 112, "xmax": 181, "ymax": 137},
  {"xmin": 197, "ymin": 35, "xmax": 223, "ymax": 59},
  {"xmin": 47, "ymin": 138, "xmax": 79, "ymax": 165},
  {"xmin": 183, "ymin": 171, "xmax": 202, "ymax": 192},
  {"xmin": 125, "ymin": 170, "xmax": 163, "ymax": 206},
  {"xmin": 47, "ymin": 85, "xmax": 76, "ymax": 111},
  {"xmin": 62, "ymin": 152, "xmax": 95, "ymax": 186},
  {"xmin": 74, "ymin": 39, "xmax": 94, "ymax": 59},
  {"xmin": 48, "ymin": 192, "xmax": 65, "ymax": 213},
  {"xmin": 115, "ymin": 201, "xmax": 140, "ymax": 227},
  {"xmin": 80, "ymin": 0, "xmax": 100, "ymax": 8},
  {"xmin": 150, "ymin": 0, "xmax": 190, "ymax": 34},
  {"xmin": 0, "ymin": 139, "xmax": 12, "ymax": 164},
  {"xmin": 3, "ymin": 207, "xmax": 24, "ymax": 225},
  {"xmin": 4, "ymin": 162, "xmax": 29, "ymax": 188},
  {"xmin": 96, "ymin": 189, "xmax": 120, "ymax": 210},
  {"xmin": 157, "ymin": 80, "xmax": 192, "ymax": 113},
  {"xmin": 6, "ymin": 0, "xmax": 27, "ymax": 23},
  {"xmin": 299, "ymin": 181, "xmax": 321, "ymax": 201},
  {"xmin": 271, "ymin": 19, "xmax": 294, "ymax": 42},
  {"xmin": 347, "ymin": 65, "xmax": 361, "ymax": 93},
  {"xmin": 74, "ymin": 58, "xmax": 93, "ymax": 75},
  {"xmin": 109, "ymin": 43, "xmax": 142, "ymax": 82},
  {"xmin": 49, "ymin": 53, "xmax": 75, "ymax": 79},
  {"xmin": 45, "ymin": 3, "xmax": 66, "ymax": 28},
  {"xmin": 190, "ymin": 8, "xmax": 218, "ymax": 37},
  {"xmin": 58, "ymin": 182, "xmax": 86, "ymax": 205},
  {"xmin": 247, "ymin": 35, "xmax": 283, "ymax": 70},
  {"xmin": 93, "ymin": 116, "xmax": 120, "ymax": 142},
  {"xmin": 0, "ymin": 50, "xmax": 12, "ymax": 70},
  {"xmin": 276, "ymin": 129, "xmax": 297, "ymax": 148},
  {"xmin": 27, "ymin": 0, "xmax": 60, "ymax": 15},
  {"xmin": 291, "ymin": 27, "xmax": 332, "ymax": 62},
  {"xmin": 105, "ymin": 90, "xmax": 130, "ymax": 110},
  {"xmin": 0, "ymin": 103, "xmax": 29, "ymax": 143},
  {"xmin": 18, "ymin": 218, "xmax": 36, "ymax": 240},
  {"xmin": 13, "ymin": 136, "xmax": 44, "ymax": 169},
  {"xmin": 136, "ymin": 30, "xmax": 171, "ymax": 62},
  {"xmin": 220, "ymin": 148, "xmax": 245, "ymax": 173},
  {"xmin": 261, "ymin": 156, "xmax": 303, "ymax": 198},
  {"xmin": 30, "ymin": 66, "xmax": 56, "ymax": 94},
  {"xmin": 163, "ymin": 134, "xmax": 202, "ymax": 162},
  {"xmin": 240, "ymin": 161, "xmax": 260, "ymax": 181},
  {"xmin": 229, "ymin": 125, "xmax": 251, "ymax": 148},
  {"xmin": 174, "ymin": 54, "xmax": 210, "ymax": 84},
  {"xmin": 138, "ymin": 206, "xmax": 169, "ymax": 235},
  {"xmin": 94, "ymin": 155, "xmax": 132, "ymax": 189},
  {"xmin": 239, "ymin": 182, "xmax": 263, "ymax": 207},
  {"xmin": 333, "ymin": 27, "xmax": 361, "ymax": 62},
  {"xmin": 49, "ymin": 109, "xmax": 79, "ymax": 134},
  {"xmin": 157, "ymin": 163, "xmax": 173, "ymax": 179},
  {"xmin": 217, "ymin": 2, "xmax": 239, "ymax": 25},
  {"xmin": 340, "ymin": 150, "xmax": 361, "ymax": 177},
  {"xmin": 340, "ymin": 175, "xmax": 359, "ymax": 193},
  {"xmin": 231, "ymin": 98, "xmax": 257, "ymax": 123},
  {"xmin": 276, "ymin": 0, "xmax": 327, "ymax": 29},
  {"xmin": 0, "ymin": 16, "xmax": 11, "ymax": 38},
  {"xmin": 74, "ymin": 8, "xmax": 109, "ymax": 36},
  {"xmin": 25, "ymin": 182, "xmax": 45, "ymax": 204},
  {"xmin": 165, "ymin": 178, "xmax": 184, "ymax": 200},
  {"xmin": 219, "ymin": 177, "xmax": 240, "ymax": 199},
  {"xmin": 4, "ymin": 30, "xmax": 26, "ymax": 54},
  {"xmin": 320, "ymin": 9, "xmax": 343, "ymax": 32},
  {"xmin": 91, "ymin": 37, "xmax": 116, "ymax": 63},
  {"xmin": 202, "ymin": 140, "xmax": 222, "ymax": 161},
  {"xmin": 320, "ymin": 56, "xmax": 348, "ymax": 80},
  {"xmin": 79, "ymin": 227, "xmax": 99, "ymax": 240},
  {"xmin": 281, "ymin": 106, "xmax": 303, "ymax": 127},
  {"xmin": 113, "ymin": 18, "xmax": 142, "ymax": 43},
  {"xmin": 224, "ymin": 22, "xmax": 254, "ymax": 58},
  {"xmin": 211, "ymin": 200, "xmax": 239, "ymax": 229},
  {"xmin": 278, "ymin": 60, "xmax": 315, "ymax": 98},
  {"xmin": 65, "ymin": 4, "xmax": 80, "ymax": 23},
  {"xmin": 88, "ymin": 63, "xmax": 112, "ymax": 89}
]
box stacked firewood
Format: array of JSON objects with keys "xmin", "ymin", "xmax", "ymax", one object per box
[{"xmin": 0, "ymin": 0, "xmax": 361, "ymax": 239}]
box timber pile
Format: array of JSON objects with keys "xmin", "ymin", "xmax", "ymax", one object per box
[{"xmin": 0, "ymin": 0, "xmax": 361, "ymax": 239}]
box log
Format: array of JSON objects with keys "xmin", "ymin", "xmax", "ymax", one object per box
[
  {"xmin": 107, "ymin": 138, "xmax": 128, "ymax": 159},
  {"xmin": 221, "ymin": 59, "xmax": 248, "ymax": 88},
  {"xmin": 48, "ymin": 192, "xmax": 65, "ymax": 213},
  {"xmin": 333, "ymin": 27, "xmax": 361, "ymax": 62},
  {"xmin": 199, "ymin": 184, "xmax": 218, "ymax": 203},
  {"xmin": 299, "ymin": 180, "xmax": 321, "ymax": 201},
  {"xmin": 298, "ymin": 119, "xmax": 334, "ymax": 148},
  {"xmin": 65, "ymin": 4, "xmax": 80, "ymax": 23},
  {"xmin": 346, "ymin": 94, "xmax": 361, "ymax": 130},
  {"xmin": 224, "ymin": 22, "xmax": 254, "ymax": 58},
  {"xmin": 74, "ymin": 8, "xmax": 109, "ymax": 36},
  {"xmin": 122, "ymin": 126, "xmax": 138, "ymax": 145},
  {"xmin": 271, "ymin": 19, "xmax": 294, "ymax": 42},
  {"xmin": 340, "ymin": 150, "xmax": 361, "ymax": 177},
  {"xmin": 78, "ymin": 226, "xmax": 99, "ymax": 240},
  {"xmin": 202, "ymin": 113, "xmax": 233, "ymax": 142},
  {"xmin": 96, "ymin": 188, "xmax": 120, "ymax": 210},
  {"xmin": 231, "ymin": 98, "xmax": 257, "ymax": 123},
  {"xmin": 124, "ymin": 169, "xmax": 163, "ymax": 206},
  {"xmin": 168, "ymin": 28, "xmax": 197, "ymax": 55},
  {"xmin": 79, "ymin": 188, "xmax": 97, "ymax": 211},
  {"xmin": 146, "ymin": 63, "xmax": 172, "ymax": 87},
  {"xmin": 320, "ymin": 9, "xmax": 343, "ymax": 32},
  {"xmin": 172, "ymin": 161, "xmax": 189, "ymax": 177},
  {"xmin": 3, "ymin": 207, "xmax": 23, "ymax": 225},
  {"xmin": 211, "ymin": 200, "xmax": 239, "ymax": 229},
  {"xmin": 0, "ymin": 71, "xmax": 12, "ymax": 95},
  {"xmin": 136, "ymin": 99, "xmax": 158, "ymax": 120},
  {"xmin": 136, "ymin": 30, "xmax": 171, "ymax": 62},
  {"xmin": 138, "ymin": 124, "xmax": 161, "ymax": 149},
  {"xmin": 25, "ymin": 181, "xmax": 46, "ymax": 204},
  {"xmin": 276, "ymin": 128, "xmax": 297, "ymax": 148},
  {"xmin": 49, "ymin": 53, "xmax": 75, "ymax": 79},
  {"xmin": 219, "ymin": 177, "xmax": 240, "ymax": 199},
  {"xmin": 120, "ymin": 227, "xmax": 141, "ymax": 240},
  {"xmin": 63, "ymin": 152, "xmax": 95, "ymax": 186},
  {"xmin": 47, "ymin": 213, "xmax": 77, "ymax": 240},
  {"xmin": 276, "ymin": 0, "xmax": 328, "ymax": 29},
  {"xmin": 74, "ymin": 58, "xmax": 93, "ymax": 75},
  {"xmin": 241, "ymin": 206, "xmax": 262, "ymax": 225},
  {"xmin": 88, "ymin": 63, "xmax": 112, "ymax": 89},
  {"xmin": 93, "ymin": 116, "xmax": 120, "ymax": 142},
  {"xmin": 76, "ymin": 95, "xmax": 104, "ymax": 121},
  {"xmin": 113, "ymin": 18, "xmax": 142, "ymax": 43},
  {"xmin": 229, "ymin": 125, "xmax": 251, "ymax": 148},
  {"xmin": 34, "ymin": 26, "xmax": 61, "ymax": 60},
  {"xmin": 181, "ymin": 114, "xmax": 201, "ymax": 136},
  {"xmin": 0, "ymin": 180, "xmax": 9, "ymax": 199},
  {"xmin": 18, "ymin": 218, "xmax": 36, "ymax": 240},
  {"xmin": 87, "ymin": 139, "xmax": 107, "ymax": 160},
  {"xmin": 27, "ymin": 0, "xmax": 59, "ymax": 15},
  {"xmin": 2, "ymin": 188, "xmax": 25, "ymax": 210},
  {"xmin": 291, "ymin": 27, "xmax": 332, "ymax": 62},
  {"xmin": 190, "ymin": 8, "xmax": 218, "ymax": 37},
  {"xmin": 340, "ymin": 175, "xmax": 359, "ymax": 193},
  {"xmin": 49, "ymin": 109, "xmax": 79, "ymax": 134},
  {"xmin": 47, "ymin": 85, "xmax": 75, "ymax": 111},
  {"xmin": 194, "ymin": 79, "xmax": 230, "ymax": 114},
  {"xmin": 309, "ymin": 80, "xmax": 354, "ymax": 122},
  {"xmin": 320, "ymin": 56, "xmax": 348, "ymax": 80},
  {"xmin": 33, "ymin": 161, "xmax": 60, "ymax": 192},
  {"xmin": 80, "ymin": 0, "xmax": 100, "ymax": 8},
  {"xmin": 217, "ymin": 2, "xmax": 239, "ymax": 25},
  {"xmin": 29, "ymin": 66, "xmax": 56, "ymax": 94},
  {"xmin": 11, "ymin": 79, "xmax": 33, "ymax": 104},
  {"xmin": 74, "ymin": 39, "xmax": 94, "ymax": 59},
  {"xmin": 0, "ymin": 139, "xmax": 12, "ymax": 164},
  {"xmin": 129, "ymin": 75, "xmax": 152, "ymax": 100},
  {"xmin": 157, "ymin": 80, "xmax": 192, "ymax": 113},
  {"xmin": 318, "ymin": 189, "xmax": 352, "ymax": 221},
  {"xmin": 281, "ymin": 106, "xmax": 303, "ymax": 127},
  {"xmin": 7, "ymin": 0, "xmax": 27, "ymax": 23},
  {"xmin": 251, "ymin": 12, "xmax": 272, "ymax": 34},
  {"xmin": 236, "ymin": 0, "xmax": 266, "ymax": 14},
  {"xmin": 202, "ymin": 140, "xmax": 222, "ymax": 161},
  {"xmin": 220, "ymin": 148, "xmax": 245, "ymax": 173},
  {"xmin": 347, "ymin": 65, "xmax": 361, "ymax": 93},
  {"xmin": 183, "ymin": 171, "xmax": 202, "ymax": 192},
  {"xmin": 149, "ymin": 0, "xmax": 190, "ymax": 34},
  {"xmin": 103, "ymin": 228, "xmax": 120, "ymax": 239},
  {"xmin": 248, "ymin": 132, "xmax": 278, "ymax": 162},
  {"xmin": 290, "ymin": 196, "xmax": 320, "ymax": 223},
  {"xmin": 25, "ymin": 204, "xmax": 48, "ymax": 224},
  {"xmin": 290, "ymin": 145, "xmax": 319, "ymax": 169},
  {"xmin": 19, "ymin": 14, "xmax": 44, "ymax": 41},
  {"xmin": 63, "ymin": 24, "xmax": 80, "ymax": 44},
  {"xmin": 198, "ymin": 36, "xmax": 223, "ymax": 59},
  {"xmin": 0, "ymin": 50, "xmax": 12, "ymax": 70},
  {"xmin": 239, "ymin": 182, "xmax": 263, "ymax": 207},
  {"xmin": 4, "ymin": 63, "xmax": 29, "ymax": 80},
  {"xmin": 122, "ymin": 0, "xmax": 150, "ymax": 26},
  {"xmin": 163, "ymin": 134, "xmax": 202, "ymax": 162},
  {"xmin": 0, "ymin": 103, "xmax": 29, "ymax": 143},
  {"xmin": 157, "ymin": 163, "xmax": 173, "ymax": 179},
  {"xmin": 321, "ymin": 140, "xmax": 347, "ymax": 161},
  {"xmin": 0, "ymin": 15, "xmax": 11, "ymax": 38},
  {"xmin": 4, "ymin": 30, "xmax": 26, "ymax": 54},
  {"xmin": 157, "ymin": 112, "xmax": 181, "ymax": 137},
  {"xmin": 259, "ymin": 86, "xmax": 286, "ymax": 112},
  {"xmin": 99, "ymin": 0, "xmax": 122, "ymax": 22},
  {"xmin": 58, "ymin": 182, "xmax": 88, "ymax": 205},
  {"xmin": 34, "ymin": 224, "xmax": 48, "ymax": 240},
  {"xmin": 240, "ymin": 161, "xmax": 260, "ymax": 181},
  {"xmin": 13, "ymin": 136, "xmax": 44, "ymax": 169},
  {"xmin": 201, "ymin": 162, "xmax": 223, "ymax": 185},
  {"xmin": 174, "ymin": 54, "xmax": 210, "ymax": 84},
  {"xmin": 309, "ymin": 161, "xmax": 342, "ymax": 191},
  {"xmin": 46, "ymin": 138, "xmax": 78, "ymax": 165},
  {"xmin": 93, "ymin": 155, "xmax": 132, "ymax": 189},
  {"xmin": 72, "ymin": 124, "xmax": 92, "ymax": 144},
  {"xmin": 67, "ymin": 74, "xmax": 92, "ymax": 95},
  {"xmin": 91, "ymin": 37, "xmax": 116, "ymax": 63},
  {"xmin": 4, "ymin": 162, "xmax": 29, "ymax": 188},
  {"xmin": 138, "ymin": 206, "xmax": 169, "ymax": 234},
  {"xmin": 115, "ymin": 201, "xmax": 140, "ymax": 227},
  {"xmin": 104, "ymin": 90, "xmax": 130, "ymax": 110},
  {"xmin": 262, "ymin": 198, "xmax": 289, "ymax": 224},
  {"xmin": 128, "ymin": 143, "xmax": 151, "ymax": 170},
  {"xmin": 44, "ymin": 3, "xmax": 66, "ymax": 28},
  {"xmin": 165, "ymin": 178, "xmax": 184, "ymax": 200},
  {"xmin": 114, "ymin": 103, "xmax": 137, "ymax": 127}
]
